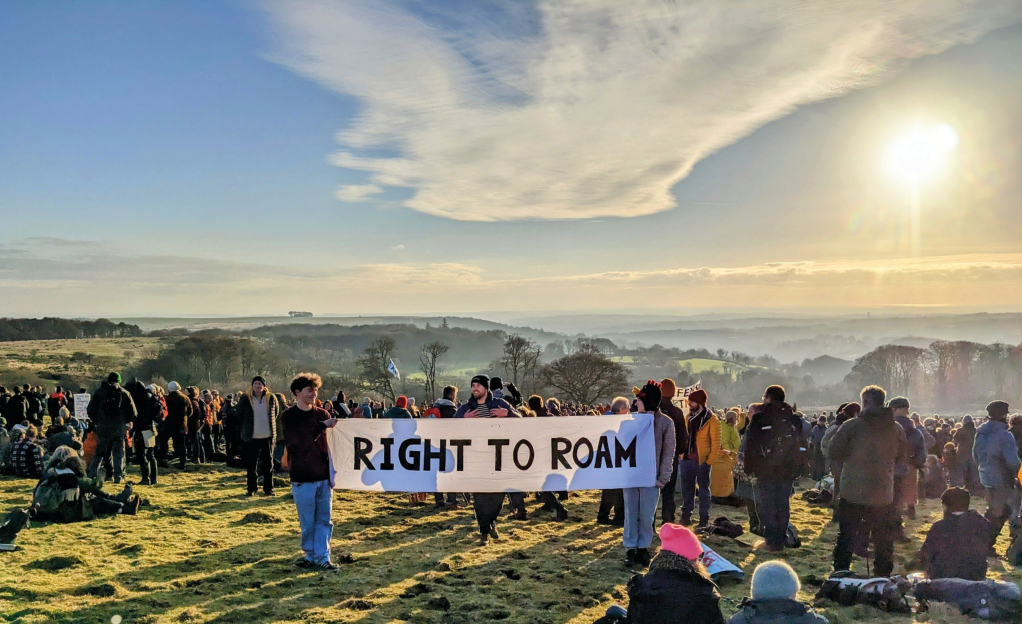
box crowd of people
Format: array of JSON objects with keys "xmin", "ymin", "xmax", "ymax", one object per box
[{"xmin": 2, "ymin": 371, "xmax": 1020, "ymax": 623}]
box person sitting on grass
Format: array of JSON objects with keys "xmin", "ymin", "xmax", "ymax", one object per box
[
  {"xmin": 910, "ymin": 486, "xmax": 994, "ymax": 581},
  {"xmin": 11, "ymin": 424, "xmax": 45, "ymax": 479},
  {"xmin": 31, "ymin": 446, "xmax": 141, "ymax": 522},
  {"xmin": 620, "ymin": 523, "xmax": 725, "ymax": 624},
  {"xmin": 727, "ymin": 560, "xmax": 829, "ymax": 624}
]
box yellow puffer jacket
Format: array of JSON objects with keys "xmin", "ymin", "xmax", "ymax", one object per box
[{"xmin": 694, "ymin": 413, "xmax": 723, "ymax": 465}]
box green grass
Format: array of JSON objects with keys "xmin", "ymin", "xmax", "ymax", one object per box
[{"xmin": 0, "ymin": 467, "xmax": 1018, "ymax": 623}]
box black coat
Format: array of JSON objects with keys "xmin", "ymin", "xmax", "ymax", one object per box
[
  {"xmin": 627, "ymin": 551, "xmax": 725, "ymax": 624},
  {"xmin": 918, "ymin": 510, "xmax": 994, "ymax": 581},
  {"xmin": 86, "ymin": 382, "xmax": 136, "ymax": 438},
  {"xmin": 742, "ymin": 402, "xmax": 807, "ymax": 483}
]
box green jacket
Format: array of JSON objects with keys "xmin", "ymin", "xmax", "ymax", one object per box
[{"xmin": 826, "ymin": 407, "xmax": 907, "ymax": 506}]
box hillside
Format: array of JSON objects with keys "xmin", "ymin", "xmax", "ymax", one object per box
[{"xmin": 2, "ymin": 466, "xmax": 1015, "ymax": 624}]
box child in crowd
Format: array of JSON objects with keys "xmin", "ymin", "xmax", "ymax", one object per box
[
  {"xmin": 941, "ymin": 443, "xmax": 966, "ymax": 488},
  {"xmin": 922, "ymin": 454, "xmax": 946, "ymax": 499}
]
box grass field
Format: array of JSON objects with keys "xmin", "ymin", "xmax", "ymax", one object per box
[{"xmin": 3, "ymin": 466, "xmax": 1019, "ymax": 624}]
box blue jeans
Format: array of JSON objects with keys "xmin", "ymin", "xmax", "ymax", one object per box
[
  {"xmin": 678, "ymin": 459, "xmax": 711, "ymax": 521},
  {"xmin": 754, "ymin": 480, "xmax": 793, "ymax": 549},
  {"xmin": 623, "ymin": 486, "xmax": 660, "ymax": 549},
  {"xmin": 292, "ymin": 480, "xmax": 333, "ymax": 565}
]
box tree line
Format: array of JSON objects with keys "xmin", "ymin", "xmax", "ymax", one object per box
[
  {"xmin": 845, "ymin": 341, "xmax": 1022, "ymax": 409},
  {"xmin": 0, "ymin": 318, "xmax": 143, "ymax": 341}
]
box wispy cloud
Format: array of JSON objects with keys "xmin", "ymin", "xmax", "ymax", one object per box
[
  {"xmin": 1, "ymin": 238, "xmax": 1020, "ymax": 315},
  {"xmin": 334, "ymin": 183, "xmax": 384, "ymax": 202},
  {"xmin": 264, "ymin": 0, "xmax": 1019, "ymax": 221}
]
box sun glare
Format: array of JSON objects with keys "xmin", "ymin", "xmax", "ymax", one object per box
[{"xmin": 884, "ymin": 123, "xmax": 958, "ymax": 182}]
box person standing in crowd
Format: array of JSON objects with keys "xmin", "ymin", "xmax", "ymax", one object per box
[
  {"xmin": 428, "ymin": 386, "xmax": 462, "ymax": 508},
  {"xmin": 657, "ymin": 379, "xmax": 688, "ymax": 524},
  {"xmin": 86, "ymin": 373, "xmax": 137, "ymax": 484},
  {"xmin": 331, "ymin": 391, "xmax": 352, "ymax": 418},
  {"xmin": 2, "ymin": 386, "xmax": 28, "ymax": 428},
  {"xmin": 890, "ymin": 397, "xmax": 926, "ymax": 530},
  {"xmin": 955, "ymin": 415, "xmax": 982, "ymax": 492},
  {"xmin": 972, "ymin": 400, "xmax": 1020, "ymax": 549},
  {"xmin": 711, "ymin": 409, "xmax": 741, "ymax": 500},
  {"xmin": 125, "ymin": 379, "xmax": 162, "ymax": 486},
  {"xmin": 597, "ymin": 396, "xmax": 630, "ymax": 526},
  {"xmin": 912, "ymin": 486, "xmax": 995, "ymax": 580},
  {"xmin": 47, "ymin": 386, "xmax": 67, "ymax": 425},
  {"xmin": 281, "ymin": 373, "xmax": 339, "ymax": 570},
  {"xmin": 163, "ymin": 382, "xmax": 191, "ymax": 469},
  {"xmin": 622, "ymin": 381, "xmax": 675, "ymax": 567},
  {"xmin": 678, "ymin": 389, "xmax": 721, "ymax": 528},
  {"xmin": 382, "ymin": 396, "xmax": 412, "ymax": 419},
  {"xmin": 454, "ymin": 374, "xmax": 523, "ymax": 543},
  {"xmin": 185, "ymin": 387, "xmax": 207, "ymax": 465},
  {"xmin": 237, "ymin": 376, "xmax": 280, "ymax": 497},
  {"xmin": 827, "ymin": 385, "xmax": 906, "ymax": 577},
  {"xmin": 821, "ymin": 402, "xmax": 859, "ymax": 507},
  {"xmin": 741, "ymin": 385, "xmax": 806, "ymax": 552}
]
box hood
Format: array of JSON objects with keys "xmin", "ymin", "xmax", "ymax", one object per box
[
  {"xmin": 434, "ymin": 399, "xmax": 456, "ymax": 407},
  {"xmin": 860, "ymin": 406, "xmax": 893, "ymax": 422},
  {"xmin": 648, "ymin": 550, "xmax": 716, "ymax": 587},
  {"xmin": 895, "ymin": 414, "xmax": 915, "ymax": 433}
]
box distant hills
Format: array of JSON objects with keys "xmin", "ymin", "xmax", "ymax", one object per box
[{"xmin": 108, "ymin": 312, "xmax": 1022, "ymax": 363}]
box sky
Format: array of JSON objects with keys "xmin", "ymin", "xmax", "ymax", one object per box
[{"xmin": 1, "ymin": 0, "xmax": 1021, "ymax": 317}]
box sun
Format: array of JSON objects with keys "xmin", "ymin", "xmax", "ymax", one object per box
[{"xmin": 884, "ymin": 123, "xmax": 958, "ymax": 183}]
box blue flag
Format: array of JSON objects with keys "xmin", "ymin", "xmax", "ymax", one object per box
[{"xmin": 387, "ymin": 358, "xmax": 400, "ymax": 379}]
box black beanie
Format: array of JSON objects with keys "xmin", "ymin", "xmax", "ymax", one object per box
[
  {"xmin": 987, "ymin": 400, "xmax": 1010, "ymax": 418},
  {"xmin": 490, "ymin": 377, "xmax": 503, "ymax": 391},
  {"xmin": 637, "ymin": 380, "xmax": 662, "ymax": 412},
  {"xmin": 252, "ymin": 375, "xmax": 267, "ymax": 386},
  {"xmin": 471, "ymin": 374, "xmax": 490, "ymax": 389}
]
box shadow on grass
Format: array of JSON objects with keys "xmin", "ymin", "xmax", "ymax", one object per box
[{"xmin": 43, "ymin": 503, "xmax": 635, "ymax": 624}]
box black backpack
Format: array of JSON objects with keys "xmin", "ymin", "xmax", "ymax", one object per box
[{"xmin": 752, "ymin": 410, "xmax": 807, "ymax": 481}]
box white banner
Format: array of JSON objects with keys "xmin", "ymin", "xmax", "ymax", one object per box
[
  {"xmin": 327, "ymin": 414, "xmax": 656, "ymax": 492},
  {"xmin": 74, "ymin": 394, "xmax": 90, "ymax": 421}
]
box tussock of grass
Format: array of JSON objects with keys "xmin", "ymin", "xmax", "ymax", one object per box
[{"xmin": 1, "ymin": 465, "xmax": 1020, "ymax": 623}]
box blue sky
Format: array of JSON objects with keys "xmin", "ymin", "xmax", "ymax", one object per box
[{"xmin": 1, "ymin": 1, "xmax": 1021, "ymax": 316}]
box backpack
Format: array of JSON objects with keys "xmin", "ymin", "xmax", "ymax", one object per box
[
  {"xmin": 785, "ymin": 523, "xmax": 801, "ymax": 548},
  {"xmin": 705, "ymin": 516, "xmax": 744, "ymax": 539},
  {"xmin": 815, "ymin": 574, "xmax": 911, "ymax": 613},
  {"xmin": 147, "ymin": 391, "xmax": 166, "ymax": 425},
  {"xmin": 32, "ymin": 476, "xmax": 77, "ymax": 514},
  {"xmin": 751, "ymin": 409, "xmax": 808, "ymax": 481}
]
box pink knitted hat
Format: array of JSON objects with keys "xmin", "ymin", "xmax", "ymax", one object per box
[{"xmin": 659, "ymin": 523, "xmax": 703, "ymax": 560}]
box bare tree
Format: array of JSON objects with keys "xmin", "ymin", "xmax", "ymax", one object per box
[
  {"xmin": 846, "ymin": 345, "xmax": 924, "ymax": 396},
  {"xmin": 500, "ymin": 334, "xmax": 542, "ymax": 389},
  {"xmin": 419, "ymin": 340, "xmax": 449, "ymax": 404},
  {"xmin": 541, "ymin": 343, "xmax": 629, "ymax": 404},
  {"xmin": 359, "ymin": 337, "xmax": 398, "ymax": 401}
]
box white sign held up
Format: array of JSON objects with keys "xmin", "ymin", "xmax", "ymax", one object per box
[{"xmin": 327, "ymin": 414, "xmax": 656, "ymax": 493}]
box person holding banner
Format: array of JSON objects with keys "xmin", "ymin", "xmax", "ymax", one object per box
[
  {"xmin": 453, "ymin": 374, "xmax": 522, "ymax": 544},
  {"xmin": 623, "ymin": 381, "xmax": 676, "ymax": 567},
  {"xmin": 281, "ymin": 372, "xmax": 339, "ymax": 570}
]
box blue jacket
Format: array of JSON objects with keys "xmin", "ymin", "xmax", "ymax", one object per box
[
  {"xmin": 895, "ymin": 415, "xmax": 928, "ymax": 475},
  {"xmin": 973, "ymin": 420, "xmax": 1021, "ymax": 488},
  {"xmin": 453, "ymin": 392, "xmax": 520, "ymax": 418}
]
